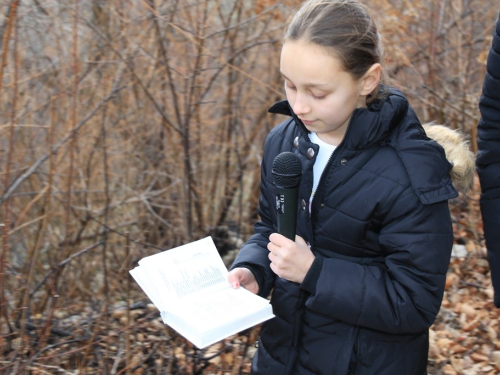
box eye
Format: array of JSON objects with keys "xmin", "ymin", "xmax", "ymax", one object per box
[
  {"xmin": 285, "ymin": 82, "xmax": 296, "ymax": 91},
  {"xmin": 312, "ymin": 93, "xmax": 326, "ymax": 100}
]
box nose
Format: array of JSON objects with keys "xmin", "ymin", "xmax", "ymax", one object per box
[{"xmin": 291, "ymin": 93, "xmax": 310, "ymax": 116}]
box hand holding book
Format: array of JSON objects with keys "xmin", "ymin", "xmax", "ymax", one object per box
[
  {"xmin": 129, "ymin": 237, "xmax": 274, "ymax": 349},
  {"xmin": 228, "ymin": 267, "xmax": 259, "ymax": 294}
]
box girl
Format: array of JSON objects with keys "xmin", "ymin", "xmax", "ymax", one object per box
[{"xmin": 228, "ymin": 0, "xmax": 473, "ymax": 373}]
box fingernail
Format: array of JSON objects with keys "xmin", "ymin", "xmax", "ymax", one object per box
[{"xmin": 231, "ymin": 281, "xmax": 239, "ymax": 288}]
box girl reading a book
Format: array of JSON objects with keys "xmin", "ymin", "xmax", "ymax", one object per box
[{"xmin": 228, "ymin": 0, "xmax": 473, "ymax": 374}]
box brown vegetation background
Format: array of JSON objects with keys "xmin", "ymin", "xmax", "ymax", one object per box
[{"xmin": 0, "ymin": 0, "xmax": 497, "ymax": 374}]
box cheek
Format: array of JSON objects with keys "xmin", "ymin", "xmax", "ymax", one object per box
[
  {"xmin": 320, "ymin": 96, "xmax": 343, "ymax": 116},
  {"xmin": 316, "ymin": 95, "xmax": 353, "ymax": 120},
  {"xmin": 285, "ymin": 87, "xmax": 296, "ymax": 104},
  {"xmin": 330, "ymin": 90, "xmax": 359, "ymax": 112}
]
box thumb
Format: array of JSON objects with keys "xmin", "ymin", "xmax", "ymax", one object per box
[{"xmin": 227, "ymin": 269, "xmax": 242, "ymax": 288}]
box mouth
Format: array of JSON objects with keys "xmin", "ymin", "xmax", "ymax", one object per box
[{"xmin": 299, "ymin": 119, "xmax": 316, "ymax": 126}]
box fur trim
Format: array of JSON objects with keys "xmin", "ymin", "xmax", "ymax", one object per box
[{"xmin": 423, "ymin": 123, "xmax": 475, "ymax": 193}]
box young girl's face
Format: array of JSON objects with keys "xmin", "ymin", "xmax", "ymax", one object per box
[{"xmin": 280, "ymin": 40, "xmax": 367, "ymax": 146}]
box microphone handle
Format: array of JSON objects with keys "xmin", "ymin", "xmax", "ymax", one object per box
[{"xmin": 275, "ymin": 185, "xmax": 299, "ymax": 241}]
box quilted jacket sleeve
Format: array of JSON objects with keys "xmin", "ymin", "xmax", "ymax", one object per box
[
  {"xmin": 477, "ymin": 12, "xmax": 500, "ymax": 308},
  {"xmin": 305, "ymin": 187, "xmax": 453, "ymax": 334},
  {"xmin": 230, "ymin": 132, "xmax": 281, "ymax": 298}
]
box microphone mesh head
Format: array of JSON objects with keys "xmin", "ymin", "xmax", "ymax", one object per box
[{"xmin": 272, "ymin": 152, "xmax": 302, "ymax": 188}]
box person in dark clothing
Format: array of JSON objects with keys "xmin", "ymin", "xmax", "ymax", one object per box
[
  {"xmin": 477, "ymin": 12, "xmax": 500, "ymax": 309},
  {"xmin": 228, "ymin": 0, "xmax": 474, "ymax": 373}
]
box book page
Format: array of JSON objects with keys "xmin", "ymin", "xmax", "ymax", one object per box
[
  {"xmin": 134, "ymin": 237, "xmax": 230, "ymax": 310},
  {"xmin": 169, "ymin": 286, "xmax": 272, "ymax": 333},
  {"xmin": 129, "ymin": 267, "xmax": 163, "ymax": 309},
  {"xmin": 162, "ymin": 286, "xmax": 274, "ymax": 348},
  {"xmin": 157, "ymin": 264, "xmax": 226, "ymax": 298}
]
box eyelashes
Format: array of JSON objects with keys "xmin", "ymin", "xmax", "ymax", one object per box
[{"xmin": 285, "ymin": 83, "xmax": 326, "ymax": 100}]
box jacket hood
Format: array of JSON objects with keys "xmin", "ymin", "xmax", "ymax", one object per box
[
  {"xmin": 268, "ymin": 89, "xmax": 460, "ymax": 204},
  {"xmin": 423, "ymin": 123, "xmax": 475, "ymax": 193}
]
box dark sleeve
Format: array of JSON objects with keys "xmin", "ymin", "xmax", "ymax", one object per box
[
  {"xmin": 304, "ymin": 187, "xmax": 453, "ymax": 334},
  {"xmin": 477, "ymin": 13, "xmax": 500, "ymax": 308},
  {"xmin": 230, "ymin": 135, "xmax": 278, "ymax": 298}
]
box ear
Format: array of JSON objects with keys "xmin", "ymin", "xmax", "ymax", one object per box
[{"xmin": 360, "ymin": 63, "xmax": 382, "ymax": 96}]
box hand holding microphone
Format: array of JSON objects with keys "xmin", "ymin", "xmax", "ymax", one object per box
[{"xmin": 269, "ymin": 152, "xmax": 314, "ymax": 283}]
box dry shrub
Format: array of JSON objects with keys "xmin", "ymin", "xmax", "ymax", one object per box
[{"xmin": 0, "ymin": 0, "xmax": 494, "ymax": 373}]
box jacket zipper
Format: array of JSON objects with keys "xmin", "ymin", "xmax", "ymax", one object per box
[
  {"xmin": 283, "ymin": 110, "xmax": 358, "ymax": 373},
  {"xmin": 310, "ymin": 110, "xmax": 359, "ymax": 219}
]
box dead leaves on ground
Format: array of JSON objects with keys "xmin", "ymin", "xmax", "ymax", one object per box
[
  {"xmin": 428, "ymin": 186, "xmax": 499, "ymax": 375},
  {"xmin": 6, "ymin": 185, "xmax": 498, "ymax": 375}
]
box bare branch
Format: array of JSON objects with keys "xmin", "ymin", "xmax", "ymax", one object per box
[{"xmin": 0, "ymin": 77, "xmax": 127, "ymax": 206}]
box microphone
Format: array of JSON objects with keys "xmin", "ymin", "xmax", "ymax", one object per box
[{"xmin": 272, "ymin": 152, "xmax": 302, "ymax": 240}]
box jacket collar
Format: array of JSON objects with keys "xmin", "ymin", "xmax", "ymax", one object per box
[
  {"xmin": 268, "ymin": 100, "xmax": 311, "ymax": 139},
  {"xmin": 268, "ymin": 88, "xmax": 458, "ymax": 205},
  {"xmin": 268, "ymin": 88, "xmax": 409, "ymax": 150}
]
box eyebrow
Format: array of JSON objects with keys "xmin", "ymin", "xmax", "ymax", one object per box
[{"xmin": 281, "ymin": 72, "xmax": 329, "ymax": 88}]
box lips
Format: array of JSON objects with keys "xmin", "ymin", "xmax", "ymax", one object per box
[{"xmin": 300, "ymin": 119, "xmax": 316, "ymax": 126}]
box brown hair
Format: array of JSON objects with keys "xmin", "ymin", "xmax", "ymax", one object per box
[{"xmin": 285, "ymin": 0, "xmax": 387, "ymax": 102}]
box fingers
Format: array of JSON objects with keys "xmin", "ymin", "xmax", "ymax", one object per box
[
  {"xmin": 295, "ymin": 235, "xmax": 307, "ymax": 246},
  {"xmin": 269, "ymin": 233, "xmax": 300, "ymax": 253},
  {"xmin": 268, "ymin": 249, "xmax": 277, "ymax": 263},
  {"xmin": 228, "ymin": 268, "xmax": 256, "ymax": 289},
  {"xmin": 268, "ymin": 232, "xmax": 295, "ymax": 258},
  {"xmin": 269, "ymin": 232, "xmax": 289, "ymax": 246},
  {"xmin": 267, "ymin": 233, "xmax": 288, "ymax": 256},
  {"xmin": 267, "ymin": 242, "xmax": 278, "ymax": 257},
  {"xmin": 267, "ymin": 234, "xmax": 288, "ymax": 270},
  {"xmin": 267, "ymin": 234, "xmax": 313, "ymax": 282}
]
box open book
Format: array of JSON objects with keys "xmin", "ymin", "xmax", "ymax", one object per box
[{"xmin": 129, "ymin": 236, "xmax": 274, "ymax": 349}]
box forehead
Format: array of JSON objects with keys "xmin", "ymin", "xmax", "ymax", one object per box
[{"xmin": 280, "ymin": 40, "xmax": 353, "ymax": 86}]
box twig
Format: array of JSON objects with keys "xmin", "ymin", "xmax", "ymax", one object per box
[
  {"xmin": 126, "ymin": 233, "xmax": 131, "ymax": 375},
  {"xmin": 100, "ymin": 94, "xmax": 111, "ymax": 371},
  {"xmin": 25, "ymin": 322, "xmax": 75, "ymax": 338},
  {"xmin": 115, "ymin": 341, "xmax": 161, "ymax": 375},
  {"xmin": 12, "ymin": 185, "xmax": 49, "ymax": 230},
  {"xmin": 82, "ymin": 17, "xmax": 183, "ymax": 136},
  {"xmin": 156, "ymin": 341, "xmax": 165, "ymax": 375},
  {"xmin": 140, "ymin": 196, "xmax": 173, "ymax": 228},
  {"xmin": 88, "ymin": 216, "xmax": 165, "ymax": 251},
  {"xmin": 29, "ymin": 242, "xmax": 104, "ymax": 299},
  {"xmin": 141, "ymin": 1, "xmax": 283, "ymax": 96},
  {"xmin": 13, "ymin": 338, "xmax": 86, "ymax": 373},
  {"xmin": 8, "ymin": 188, "xmax": 121, "ymax": 198},
  {"xmin": 421, "ymin": 84, "xmax": 476, "ymax": 120},
  {"xmin": 0, "ymin": 0, "xmax": 19, "ymax": 338},
  {"xmin": 0, "ymin": 0, "xmax": 19, "ymax": 96},
  {"xmin": 459, "ymin": 280, "xmax": 487, "ymax": 290},
  {"xmin": 110, "ymin": 334, "xmax": 126, "ymax": 375},
  {"xmin": 25, "ymin": 364, "xmax": 74, "ymax": 375},
  {"xmin": 0, "ymin": 83, "xmax": 126, "ymax": 206},
  {"xmin": 58, "ymin": 0, "xmax": 81, "ymax": 270}
]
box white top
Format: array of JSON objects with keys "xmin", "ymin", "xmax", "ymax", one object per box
[{"xmin": 309, "ymin": 132, "xmax": 336, "ymax": 209}]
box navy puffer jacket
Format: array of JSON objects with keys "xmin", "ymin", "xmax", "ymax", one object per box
[
  {"xmin": 232, "ymin": 89, "xmax": 457, "ymax": 374},
  {"xmin": 477, "ymin": 13, "xmax": 500, "ymax": 308}
]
